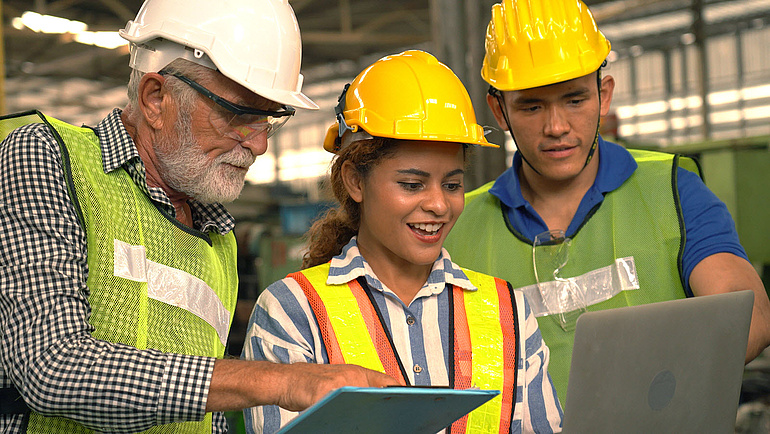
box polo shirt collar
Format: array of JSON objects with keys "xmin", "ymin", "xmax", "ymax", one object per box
[
  {"xmin": 326, "ymin": 237, "xmax": 477, "ymax": 294},
  {"xmin": 489, "ymin": 136, "xmax": 637, "ymax": 210}
]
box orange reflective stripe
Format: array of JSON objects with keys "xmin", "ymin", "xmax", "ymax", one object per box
[
  {"xmin": 451, "ymin": 286, "xmax": 472, "ymax": 434},
  {"xmin": 348, "ymin": 279, "xmax": 407, "ymax": 385},
  {"xmin": 292, "ymin": 266, "xmax": 407, "ymax": 385},
  {"xmin": 288, "ymin": 270, "xmax": 346, "ymax": 364},
  {"xmin": 451, "ymin": 276, "xmax": 518, "ymax": 434},
  {"xmin": 463, "ymin": 271, "xmax": 505, "ymax": 432},
  {"xmin": 495, "ymin": 277, "xmax": 517, "ymax": 433}
]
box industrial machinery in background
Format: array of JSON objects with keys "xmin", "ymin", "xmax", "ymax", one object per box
[{"xmin": 225, "ymin": 182, "xmax": 333, "ymax": 359}]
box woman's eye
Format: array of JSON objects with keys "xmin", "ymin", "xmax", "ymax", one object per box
[
  {"xmin": 444, "ymin": 183, "xmax": 462, "ymax": 192},
  {"xmin": 399, "ymin": 182, "xmax": 422, "ymax": 191}
]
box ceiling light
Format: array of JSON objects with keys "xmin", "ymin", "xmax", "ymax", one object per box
[
  {"xmin": 12, "ymin": 11, "xmax": 128, "ymax": 50},
  {"xmin": 74, "ymin": 31, "xmax": 128, "ymax": 49},
  {"xmin": 14, "ymin": 11, "xmax": 88, "ymax": 34}
]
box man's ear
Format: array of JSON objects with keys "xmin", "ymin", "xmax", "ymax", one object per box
[
  {"xmin": 486, "ymin": 93, "xmax": 510, "ymax": 132},
  {"xmin": 138, "ymin": 73, "xmax": 170, "ymax": 130},
  {"xmin": 341, "ymin": 160, "xmax": 364, "ymax": 203},
  {"xmin": 599, "ymin": 75, "xmax": 616, "ymax": 117}
]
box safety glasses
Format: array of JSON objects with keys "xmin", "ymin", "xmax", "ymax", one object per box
[
  {"xmin": 533, "ymin": 229, "xmax": 586, "ymax": 331},
  {"xmin": 160, "ymin": 70, "xmax": 295, "ymax": 140}
]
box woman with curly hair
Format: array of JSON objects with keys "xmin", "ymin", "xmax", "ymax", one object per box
[{"xmin": 242, "ymin": 50, "xmax": 563, "ymax": 434}]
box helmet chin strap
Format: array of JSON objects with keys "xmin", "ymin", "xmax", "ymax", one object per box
[
  {"xmin": 491, "ymin": 68, "xmax": 604, "ymax": 178},
  {"xmin": 492, "ymin": 89, "xmax": 542, "ymax": 176},
  {"xmin": 583, "ymin": 68, "xmax": 605, "ymax": 169}
]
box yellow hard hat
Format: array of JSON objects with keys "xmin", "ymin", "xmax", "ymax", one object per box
[
  {"xmin": 481, "ymin": 0, "xmax": 611, "ymax": 91},
  {"xmin": 323, "ymin": 50, "xmax": 497, "ymax": 153}
]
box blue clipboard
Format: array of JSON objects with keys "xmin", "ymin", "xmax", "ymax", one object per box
[{"xmin": 277, "ymin": 386, "xmax": 499, "ymax": 434}]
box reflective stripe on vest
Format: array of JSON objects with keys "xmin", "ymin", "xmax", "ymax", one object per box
[
  {"xmin": 2, "ymin": 111, "xmax": 238, "ymax": 433},
  {"xmin": 290, "ymin": 266, "xmax": 405, "ymax": 383},
  {"xmin": 444, "ymin": 147, "xmax": 696, "ymax": 406},
  {"xmin": 292, "ymin": 263, "xmax": 517, "ymax": 433}
]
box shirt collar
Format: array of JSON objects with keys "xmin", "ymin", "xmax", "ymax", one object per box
[
  {"xmin": 95, "ymin": 108, "xmax": 140, "ymax": 174},
  {"xmin": 489, "ymin": 136, "xmax": 638, "ymax": 209},
  {"xmin": 90, "ymin": 108, "xmax": 235, "ymax": 235},
  {"xmin": 594, "ymin": 137, "xmax": 637, "ymax": 193},
  {"xmin": 326, "ymin": 237, "xmax": 478, "ymax": 294}
]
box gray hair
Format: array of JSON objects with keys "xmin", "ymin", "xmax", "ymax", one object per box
[{"xmin": 124, "ymin": 59, "xmax": 212, "ymax": 126}]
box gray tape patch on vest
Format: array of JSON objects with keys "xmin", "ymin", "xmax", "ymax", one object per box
[{"xmin": 516, "ymin": 256, "xmax": 639, "ymax": 317}]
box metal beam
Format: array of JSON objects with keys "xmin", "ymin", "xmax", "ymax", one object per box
[
  {"xmin": 663, "ymin": 48, "xmax": 674, "ymax": 143},
  {"xmin": 692, "ymin": 0, "xmax": 711, "ymax": 139},
  {"xmin": 465, "ymin": 0, "xmax": 508, "ymax": 189},
  {"xmin": 16, "ymin": 44, "xmax": 119, "ymax": 76},
  {"xmin": 736, "ymin": 27, "xmax": 746, "ymax": 135},
  {"xmin": 290, "ymin": 0, "xmax": 315, "ymax": 14},
  {"xmin": 301, "ymin": 31, "xmax": 427, "ymax": 46},
  {"xmin": 39, "ymin": 0, "xmax": 81, "ymax": 15},
  {"xmin": 430, "ymin": 0, "xmax": 507, "ymax": 189},
  {"xmin": 354, "ymin": 9, "xmax": 427, "ymax": 34},
  {"xmin": 591, "ymin": 0, "xmax": 683, "ymax": 22},
  {"xmin": 339, "ymin": 0, "xmax": 352, "ymax": 33},
  {"xmin": 95, "ymin": 0, "xmax": 135, "ymax": 22},
  {"xmin": 429, "ymin": 0, "xmax": 463, "ymax": 75}
]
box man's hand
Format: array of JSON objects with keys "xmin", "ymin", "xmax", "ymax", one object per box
[
  {"xmin": 205, "ymin": 359, "xmax": 399, "ymax": 412},
  {"xmin": 270, "ymin": 362, "xmax": 400, "ymax": 412}
]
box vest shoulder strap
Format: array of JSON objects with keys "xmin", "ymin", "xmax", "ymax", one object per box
[
  {"xmin": 291, "ymin": 265, "xmax": 405, "ymax": 383},
  {"xmin": 464, "ymin": 180, "xmax": 496, "ymax": 205},
  {"xmin": 628, "ymin": 147, "xmax": 702, "ymax": 178},
  {"xmin": 454, "ymin": 269, "xmax": 517, "ymax": 433}
]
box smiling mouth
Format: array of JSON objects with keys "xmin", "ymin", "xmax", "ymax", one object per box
[{"xmin": 409, "ymin": 223, "xmax": 443, "ymax": 236}]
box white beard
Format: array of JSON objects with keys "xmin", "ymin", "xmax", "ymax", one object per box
[{"xmin": 154, "ymin": 113, "xmax": 255, "ymax": 204}]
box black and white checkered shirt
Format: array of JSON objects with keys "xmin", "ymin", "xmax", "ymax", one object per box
[{"xmin": 0, "ymin": 108, "xmax": 234, "ymax": 432}]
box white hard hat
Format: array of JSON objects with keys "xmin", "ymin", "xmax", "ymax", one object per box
[{"xmin": 120, "ymin": 0, "xmax": 318, "ymax": 110}]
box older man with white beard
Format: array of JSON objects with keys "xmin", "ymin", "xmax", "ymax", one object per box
[
  {"xmin": 0, "ymin": 0, "xmax": 396, "ymax": 433},
  {"xmin": 126, "ymin": 59, "xmax": 268, "ymax": 218}
]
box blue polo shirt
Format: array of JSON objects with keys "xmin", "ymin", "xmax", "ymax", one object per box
[{"xmin": 488, "ymin": 136, "xmax": 748, "ymax": 295}]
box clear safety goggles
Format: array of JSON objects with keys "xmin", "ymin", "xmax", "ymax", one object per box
[
  {"xmin": 532, "ymin": 229, "xmax": 587, "ymax": 331},
  {"xmin": 160, "ymin": 71, "xmax": 295, "ymax": 140}
]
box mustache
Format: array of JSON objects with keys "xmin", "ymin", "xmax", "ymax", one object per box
[{"xmin": 217, "ymin": 146, "xmax": 256, "ymax": 168}]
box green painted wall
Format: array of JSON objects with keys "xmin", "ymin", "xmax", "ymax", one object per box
[{"xmin": 699, "ymin": 147, "xmax": 770, "ymax": 266}]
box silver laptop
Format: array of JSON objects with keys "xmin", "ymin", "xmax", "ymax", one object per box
[{"xmin": 562, "ymin": 290, "xmax": 754, "ymax": 434}]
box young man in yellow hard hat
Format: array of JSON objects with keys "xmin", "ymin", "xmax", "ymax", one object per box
[{"xmin": 444, "ymin": 0, "xmax": 770, "ymax": 404}]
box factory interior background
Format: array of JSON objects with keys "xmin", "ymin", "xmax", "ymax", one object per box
[{"xmin": 2, "ymin": 0, "xmax": 770, "ymax": 431}]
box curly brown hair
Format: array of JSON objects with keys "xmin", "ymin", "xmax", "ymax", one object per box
[{"xmin": 302, "ymin": 138, "xmax": 399, "ymax": 269}]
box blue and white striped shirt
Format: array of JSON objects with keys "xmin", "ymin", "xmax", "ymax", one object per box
[{"xmin": 242, "ymin": 237, "xmax": 563, "ymax": 433}]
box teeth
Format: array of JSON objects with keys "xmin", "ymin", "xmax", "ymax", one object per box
[{"xmin": 411, "ymin": 223, "xmax": 443, "ymax": 234}]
